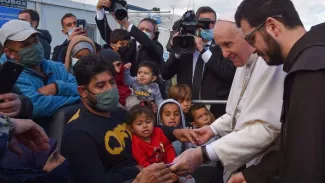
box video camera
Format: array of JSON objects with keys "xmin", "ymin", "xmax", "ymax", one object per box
[
  {"xmin": 169, "ymin": 10, "xmax": 211, "ymax": 54},
  {"xmin": 104, "ymin": 0, "xmax": 128, "ymax": 21}
]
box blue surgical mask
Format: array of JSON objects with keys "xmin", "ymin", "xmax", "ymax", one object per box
[
  {"xmin": 18, "ymin": 43, "xmax": 44, "ymax": 66},
  {"xmin": 143, "ymin": 31, "xmax": 152, "ymax": 39},
  {"xmin": 67, "ymin": 28, "xmax": 75, "ymax": 36},
  {"xmin": 200, "ymin": 28, "xmax": 214, "ymax": 41},
  {"xmin": 71, "ymin": 58, "xmax": 78, "ymax": 67}
]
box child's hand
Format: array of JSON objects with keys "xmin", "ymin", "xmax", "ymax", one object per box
[{"xmin": 124, "ymin": 63, "xmax": 132, "ymax": 69}]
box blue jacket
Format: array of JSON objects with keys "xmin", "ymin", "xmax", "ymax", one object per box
[{"xmin": 0, "ymin": 55, "xmax": 80, "ymax": 118}]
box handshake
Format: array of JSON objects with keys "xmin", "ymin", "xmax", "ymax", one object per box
[{"xmin": 173, "ymin": 125, "xmax": 215, "ymax": 146}]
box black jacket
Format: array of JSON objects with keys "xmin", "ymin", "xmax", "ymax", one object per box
[
  {"xmin": 52, "ymin": 39, "xmax": 102, "ymax": 63},
  {"xmin": 38, "ymin": 29, "xmax": 52, "ymax": 60},
  {"xmin": 95, "ymin": 15, "xmax": 164, "ymax": 76},
  {"xmin": 162, "ymin": 44, "xmax": 236, "ymax": 117},
  {"xmin": 242, "ymin": 23, "xmax": 325, "ymax": 183}
]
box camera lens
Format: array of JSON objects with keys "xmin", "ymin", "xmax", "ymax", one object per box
[{"xmin": 180, "ymin": 39, "xmax": 190, "ymax": 50}]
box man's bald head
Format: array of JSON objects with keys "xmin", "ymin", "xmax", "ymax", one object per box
[{"xmin": 214, "ymin": 20, "xmax": 254, "ymax": 67}]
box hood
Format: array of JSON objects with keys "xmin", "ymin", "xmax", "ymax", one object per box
[
  {"xmin": 157, "ymin": 99, "xmax": 186, "ymax": 128},
  {"xmin": 37, "ymin": 29, "xmax": 52, "ymax": 44},
  {"xmin": 284, "ymin": 23, "xmax": 325, "ymax": 73}
]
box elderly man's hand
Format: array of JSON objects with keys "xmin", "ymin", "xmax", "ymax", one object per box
[
  {"xmin": 9, "ymin": 118, "xmax": 50, "ymax": 156},
  {"xmin": 0, "ymin": 93, "xmax": 21, "ymax": 117},
  {"xmin": 227, "ymin": 172, "xmax": 247, "ymax": 183},
  {"xmin": 169, "ymin": 147, "xmax": 203, "ymax": 176},
  {"xmin": 132, "ymin": 163, "xmax": 174, "ymax": 183},
  {"xmin": 194, "ymin": 125, "xmax": 215, "ymax": 145},
  {"xmin": 173, "ymin": 128, "xmax": 200, "ymax": 145}
]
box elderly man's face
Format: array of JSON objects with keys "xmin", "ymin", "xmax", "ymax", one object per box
[
  {"xmin": 4, "ymin": 34, "xmax": 39, "ymax": 61},
  {"xmin": 214, "ymin": 21, "xmax": 253, "ymax": 67}
]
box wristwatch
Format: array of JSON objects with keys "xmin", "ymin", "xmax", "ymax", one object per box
[{"xmin": 201, "ymin": 145, "xmax": 211, "ymax": 163}]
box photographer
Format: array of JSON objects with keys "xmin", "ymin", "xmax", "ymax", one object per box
[
  {"xmin": 162, "ymin": 7, "xmax": 236, "ymax": 118},
  {"xmin": 95, "ymin": 0, "xmax": 164, "ymax": 76},
  {"xmin": 52, "ymin": 13, "xmax": 102, "ymax": 63}
]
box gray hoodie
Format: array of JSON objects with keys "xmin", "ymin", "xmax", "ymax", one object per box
[{"xmin": 157, "ymin": 99, "xmax": 188, "ymax": 155}]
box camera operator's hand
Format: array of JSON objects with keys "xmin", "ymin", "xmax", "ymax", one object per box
[
  {"xmin": 97, "ymin": 0, "xmax": 111, "ymax": 10},
  {"xmin": 194, "ymin": 36, "xmax": 205, "ymax": 52},
  {"xmin": 114, "ymin": 15, "xmax": 130, "ymax": 29},
  {"xmin": 68, "ymin": 27, "xmax": 87, "ymax": 41},
  {"xmin": 169, "ymin": 32, "xmax": 179, "ymax": 47}
]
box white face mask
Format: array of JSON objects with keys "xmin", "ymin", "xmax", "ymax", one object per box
[
  {"xmin": 143, "ymin": 31, "xmax": 152, "ymax": 39},
  {"xmin": 71, "ymin": 58, "xmax": 78, "ymax": 66},
  {"xmin": 67, "ymin": 28, "xmax": 75, "ymax": 36}
]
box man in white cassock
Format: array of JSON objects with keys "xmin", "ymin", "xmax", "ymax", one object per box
[{"xmin": 170, "ymin": 15, "xmax": 287, "ymax": 182}]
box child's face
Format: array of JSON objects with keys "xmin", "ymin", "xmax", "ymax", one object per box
[
  {"xmin": 137, "ymin": 66, "xmax": 156, "ymax": 85},
  {"xmin": 111, "ymin": 40, "xmax": 130, "ymax": 52},
  {"xmin": 179, "ymin": 98, "xmax": 192, "ymax": 114},
  {"xmin": 192, "ymin": 108, "xmax": 212, "ymax": 128},
  {"xmin": 113, "ymin": 61, "xmax": 122, "ymax": 73},
  {"xmin": 132, "ymin": 113, "xmax": 154, "ymax": 141},
  {"xmin": 161, "ymin": 103, "xmax": 181, "ymax": 127}
]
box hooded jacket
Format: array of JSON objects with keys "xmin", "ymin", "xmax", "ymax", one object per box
[
  {"xmin": 157, "ymin": 99, "xmax": 188, "ymax": 155},
  {"xmin": 276, "ymin": 23, "xmax": 325, "ymax": 183},
  {"xmin": 37, "ymin": 29, "xmax": 52, "ymax": 60}
]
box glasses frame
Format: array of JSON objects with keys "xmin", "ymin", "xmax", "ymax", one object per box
[{"xmin": 244, "ymin": 14, "xmax": 283, "ymax": 46}]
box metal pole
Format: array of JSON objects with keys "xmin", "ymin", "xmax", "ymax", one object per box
[{"xmin": 192, "ymin": 100, "xmax": 227, "ymax": 104}]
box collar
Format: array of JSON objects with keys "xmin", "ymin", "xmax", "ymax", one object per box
[
  {"xmin": 245, "ymin": 54, "xmax": 259, "ymax": 67},
  {"xmin": 23, "ymin": 59, "xmax": 54, "ymax": 78}
]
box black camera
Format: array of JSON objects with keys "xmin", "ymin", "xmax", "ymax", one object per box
[
  {"xmin": 170, "ymin": 10, "xmax": 211, "ymax": 54},
  {"xmin": 104, "ymin": 0, "xmax": 128, "ymax": 21}
]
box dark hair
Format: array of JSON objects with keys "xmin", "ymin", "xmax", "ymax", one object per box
[
  {"xmin": 127, "ymin": 105, "xmax": 155, "ymax": 125},
  {"xmin": 235, "ymin": 0, "xmax": 303, "ymax": 29},
  {"xmin": 168, "ymin": 84, "xmax": 192, "ymax": 102},
  {"xmin": 61, "ymin": 13, "xmax": 76, "ymax": 28},
  {"xmin": 110, "ymin": 29, "xmax": 131, "ymax": 44},
  {"xmin": 19, "ymin": 9, "xmax": 40, "ymax": 28},
  {"xmin": 196, "ymin": 6, "xmax": 217, "ymax": 20},
  {"xmin": 138, "ymin": 61, "xmax": 158, "ymax": 76},
  {"xmin": 187, "ymin": 104, "xmax": 208, "ymax": 122},
  {"xmin": 74, "ymin": 54, "xmax": 116, "ymax": 86},
  {"xmin": 139, "ymin": 18, "xmax": 156, "ymax": 31}
]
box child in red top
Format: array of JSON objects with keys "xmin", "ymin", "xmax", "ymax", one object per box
[{"xmin": 127, "ymin": 105, "xmax": 176, "ymax": 167}]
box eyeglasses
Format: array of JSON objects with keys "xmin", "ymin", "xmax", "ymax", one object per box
[{"xmin": 244, "ymin": 14, "xmax": 283, "ymax": 46}]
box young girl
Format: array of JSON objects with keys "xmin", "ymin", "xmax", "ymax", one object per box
[
  {"xmin": 127, "ymin": 105, "xmax": 176, "ymax": 167},
  {"xmin": 157, "ymin": 99, "xmax": 188, "ymax": 155}
]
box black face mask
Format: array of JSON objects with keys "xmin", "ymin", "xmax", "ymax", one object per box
[
  {"xmin": 117, "ymin": 46, "xmax": 130, "ymax": 55},
  {"xmin": 154, "ymin": 31, "xmax": 160, "ymax": 41}
]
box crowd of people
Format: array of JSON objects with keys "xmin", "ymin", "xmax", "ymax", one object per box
[{"xmin": 0, "ymin": 0, "xmax": 324, "ymax": 182}]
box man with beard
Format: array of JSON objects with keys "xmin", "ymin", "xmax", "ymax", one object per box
[
  {"xmin": 228, "ymin": 0, "xmax": 325, "ymax": 182},
  {"xmin": 169, "ymin": 15, "xmax": 286, "ymax": 183}
]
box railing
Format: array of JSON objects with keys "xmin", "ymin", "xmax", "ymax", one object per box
[{"xmin": 192, "ymin": 100, "xmax": 227, "ymax": 104}]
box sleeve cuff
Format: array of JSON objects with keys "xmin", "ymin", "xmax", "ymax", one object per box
[
  {"xmin": 202, "ymin": 50, "xmax": 212, "ymax": 63},
  {"xmin": 127, "ymin": 24, "xmax": 134, "ymax": 32},
  {"xmin": 210, "ymin": 125, "xmax": 218, "ymax": 136},
  {"xmin": 206, "ymin": 144, "xmax": 219, "ymax": 161},
  {"xmin": 175, "ymin": 54, "xmax": 181, "ymax": 59},
  {"xmin": 96, "ymin": 9, "xmax": 105, "ymax": 20}
]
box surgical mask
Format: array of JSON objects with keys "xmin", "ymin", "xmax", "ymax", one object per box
[
  {"xmin": 117, "ymin": 46, "xmax": 130, "ymax": 55},
  {"xmin": 87, "ymin": 88, "xmax": 119, "ymax": 112},
  {"xmin": 18, "ymin": 43, "xmax": 44, "ymax": 66},
  {"xmin": 67, "ymin": 28, "xmax": 75, "ymax": 36},
  {"xmin": 200, "ymin": 28, "xmax": 214, "ymax": 41},
  {"xmin": 143, "ymin": 31, "xmax": 151, "ymax": 39},
  {"xmin": 71, "ymin": 58, "xmax": 78, "ymax": 67}
]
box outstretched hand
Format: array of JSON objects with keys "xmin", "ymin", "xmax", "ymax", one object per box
[
  {"xmin": 173, "ymin": 128, "xmax": 200, "ymax": 145},
  {"xmin": 194, "ymin": 125, "xmax": 215, "ymax": 145}
]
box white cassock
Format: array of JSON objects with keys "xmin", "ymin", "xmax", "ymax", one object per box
[{"xmin": 206, "ymin": 54, "xmax": 287, "ymax": 173}]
